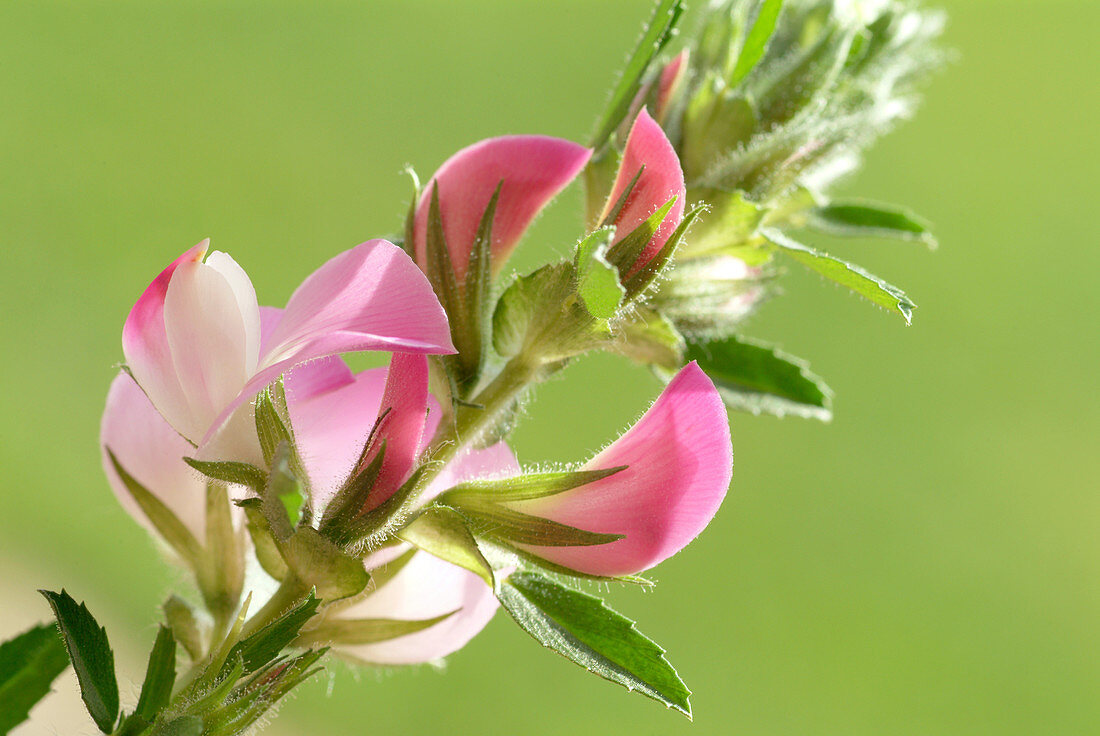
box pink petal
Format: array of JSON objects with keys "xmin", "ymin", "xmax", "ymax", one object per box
[
  {"xmin": 419, "ymin": 441, "xmax": 520, "ymax": 505},
  {"xmin": 655, "ymin": 50, "xmax": 689, "ymax": 122},
  {"xmin": 201, "ymin": 240, "xmax": 453, "ymax": 447},
  {"xmin": 600, "ymin": 109, "xmax": 686, "ymax": 275},
  {"xmin": 413, "ymin": 136, "xmax": 592, "ymax": 280},
  {"xmin": 162, "ymin": 251, "xmax": 262, "ymax": 442},
  {"xmin": 509, "ymin": 362, "xmax": 731, "ymax": 576},
  {"xmin": 121, "ymin": 241, "xmax": 208, "ymax": 441},
  {"xmin": 362, "ymin": 353, "xmax": 432, "ymax": 510},
  {"xmin": 287, "ymin": 359, "xmax": 442, "ymax": 514},
  {"xmin": 334, "ymin": 551, "xmax": 498, "ymax": 665},
  {"xmin": 100, "ymin": 372, "xmax": 207, "ymax": 540}
]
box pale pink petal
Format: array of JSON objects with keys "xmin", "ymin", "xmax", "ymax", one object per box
[
  {"xmin": 288, "ymin": 367, "xmax": 386, "ymax": 511},
  {"xmin": 333, "ymin": 551, "xmax": 498, "ymax": 666},
  {"xmin": 121, "ymin": 241, "xmax": 208, "ymax": 439},
  {"xmin": 510, "ymin": 362, "xmax": 731, "ymax": 576},
  {"xmin": 200, "ymin": 241, "xmax": 453, "ymax": 447},
  {"xmin": 100, "ymin": 372, "xmax": 207, "ymax": 540},
  {"xmin": 600, "ymin": 109, "xmax": 686, "ymax": 275},
  {"xmin": 363, "ymin": 353, "xmax": 432, "ymax": 510},
  {"xmin": 162, "ymin": 251, "xmax": 262, "ymax": 442},
  {"xmin": 655, "ymin": 50, "xmax": 689, "ymax": 121},
  {"xmin": 413, "ymin": 136, "xmax": 592, "ymax": 280}
]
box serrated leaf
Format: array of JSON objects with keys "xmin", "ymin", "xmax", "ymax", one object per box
[
  {"xmin": 39, "ymin": 590, "xmax": 119, "ymax": 733},
  {"xmin": 397, "ymin": 506, "xmax": 495, "ymax": 589},
  {"xmin": 730, "ymin": 0, "xmax": 784, "ymax": 85},
  {"xmin": 809, "ymin": 201, "xmax": 936, "ymax": 246},
  {"xmin": 763, "ymin": 229, "xmax": 915, "ymax": 323},
  {"xmin": 225, "ymin": 593, "xmax": 320, "ymax": 674},
  {"xmin": 441, "ymin": 466, "xmax": 626, "ymax": 505},
  {"xmin": 297, "ymin": 613, "xmax": 455, "ymax": 648},
  {"xmin": 574, "ymin": 228, "xmax": 624, "ymax": 320},
  {"xmin": 106, "ymin": 449, "xmax": 203, "ymax": 567},
  {"xmin": 133, "ymin": 626, "xmax": 176, "ymax": 723},
  {"xmin": 686, "ymin": 335, "xmax": 832, "ymax": 420},
  {"xmin": 0, "ymin": 623, "xmax": 70, "ymax": 733},
  {"xmin": 498, "ymin": 572, "xmax": 691, "ymax": 717},
  {"xmin": 182, "ymin": 457, "xmax": 266, "ymax": 491},
  {"xmin": 591, "ymin": 0, "xmax": 685, "ymax": 149}
]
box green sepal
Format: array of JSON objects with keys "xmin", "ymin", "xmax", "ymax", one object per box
[
  {"xmin": 182, "ymin": 457, "xmax": 266, "ymax": 493},
  {"xmin": 106, "ymin": 449, "xmax": 203, "ymax": 568},
  {"xmin": 156, "ymin": 716, "xmax": 204, "ymax": 736},
  {"xmin": 261, "ymin": 441, "xmax": 303, "ymax": 539},
  {"xmin": 39, "ymin": 590, "xmax": 119, "ymax": 733},
  {"xmin": 254, "ymin": 383, "xmax": 295, "ymax": 471},
  {"xmin": 237, "ymin": 498, "xmax": 290, "ymax": 581},
  {"xmin": 280, "ymin": 527, "xmax": 370, "ymax": 602},
  {"xmin": 460, "ymin": 181, "xmax": 501, "ymax": 383},
  {"xmin": 622, "ymin": 203, "xmax": 705, "ymax": 298},
  {"xmin": 754, "ymin": 22, "xmax": 856, "ymax": 128},
  {"xmin": 224, "ymin": 593, "xmax": 320, "ymax": 675},
  {"xmin": 457, "ymin": 502, "xmax": 624, "ymax": 548},
  {"xmin": 809, "ymin": 201, "xmax": 936, "ymax": 246},
  {"xmin": 605, "ymin": 197, "xmax": 677, "ymax": 274},
  {"xmin": 203, "ymin": 649, "xmax": 326, "ymax": 736},
  {"xmin": 318, "ymin": 435, "xmax": 387, "ymax": 541},
  {"xmin": 583, "ymin": 149, "xmax": 623, "ymax": 228},
  {"xmin": 682, "ymin": 187, "xmax": 769, "ymax": 257},
  {"xmin": 440, "ymin": 466, "xmax": 627, "ymax": 505},
  {"xmin": 598, "ymin": 166, "xmax": 644, "ymax": 229},
  {"xmin": 685, "ymin": 335, "xmax": 832, "ymax": 420},
  {"xmin": 133, "ymin": 626, "xmax": 176, "ymax": 724},
  {"xmin": 729, "ymin": 0, "xmax": 784, "ymax": 86},
  {"xmin": 682, "ymin": 87, "xmax": 758, "ymax": 180},
  {"xmin": 492, "ymin": 262, "xmax": 585, "ymax": 361},
  {"xmin": 573, "ymin": 227, "xmax": 624, "ymax": 320},
  {"xmin": 163, "ymin": 596, "xmax": 205, "ymax": 663},
  {"xmin": 590, "ymin": 0, "xmax": 685, "ymax": 150},
  {"xmin": 498, "ymin": 572, "xmax": 691, "ymax": 718},
  {"xmin": 397, "ymin": 506, "xmax": 495, "ymax": 589},
  {"xmin": 401, "ymin": 166, "xmax": 422, "ymax": 261},
  {"xmin": 763, "ymin": 229, "xmax": 916, "ymax": 323},
  {"xmin": 612, "ymin": 307, "xmax": 686, "ymax": 371},
  {"xmin": 297, "ymin": 613, "xmax": 455, "ymax": 649},
  {"xmin": 197, "ymin": 482, "xmax": 245, "ymax": 623},
  {"xmin": 0, "ymin": 623, "xmax": 70, "ymax": 734}
]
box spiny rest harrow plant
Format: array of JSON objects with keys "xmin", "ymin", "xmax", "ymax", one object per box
[{"xmin": 0, "ymin": 1, "xmax": 944, "ymax": 733}]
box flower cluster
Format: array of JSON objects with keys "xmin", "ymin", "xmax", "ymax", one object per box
[{"xmin": 6, "ymin": 2, "xmax": 943, "ymax": 734}]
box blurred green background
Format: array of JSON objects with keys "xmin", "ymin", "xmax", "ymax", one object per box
[{"xmin": 2, "ymin": 1, "xmax": 1097, "ymax": 734}]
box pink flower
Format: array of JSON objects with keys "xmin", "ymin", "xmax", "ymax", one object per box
[
  {"xmin": 102, "ymin": 350, "xmax": 516, "ymax": 664},
  {"xmin": 503, "ymin": 362, "xmax": 731, "ymax": 576},
  {"xmin": 598, "ymin": 108, "xmax": 687, "ymax": 277},
  {"xmin": 121, "ymin": 238, "xmax": 454, "ymax": 459},
  {"xmin": 411, "ymin": 136, "xmax": 592, "ymax": 281}
]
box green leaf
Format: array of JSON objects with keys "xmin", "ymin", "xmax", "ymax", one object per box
[
  {"xmin": 398, "ymin": 506, "xmax": 495, "ymax": 589},
  {"xmin": 686, "ymin": 335, "xmax": 832, "ymax": 420},
  {"xmin": 763, "ymin": 229, "xmax": 916, "ymax": 324},
  {"xmin": 498, "ymin": 572, "xmax": 691, "ymax": 717},
  {"xmin": 730, "ymin": 0, "xmax": 784, "ymax": 85},
  {"xmin": 297, "ymin": 613, "xmax": 455, "ymax": 649},
  {"xmin": 106, "ymin": 449, "xmax": 203, "ymax": 567},
  {"xmin": 163, "ymin": 596, "xmax": 204, "ymax": 662},
  {"xmin": 590, "ymin": 0, "xmax": 685, "ymax": 149},
  {"xmin": 225, "ymin": 593, "xmax": 320, "ymax": 674},
  {"xmin": 441, "ymin": 466, "xmax": 626, "ymax": 505},
  {"xmin": 39, "ymin": 590, "xmax": 119, "ymax": 733},
  {"xmin": 401, "ymin": 166, "xmax": 422, "ymax": 261},
  {"xmin": 182, "ymin": 457, "xmax": 266, "ymax": 492},
  {"xmin": 574, "ymin": 228, "xmax": 624, "ymax": 320},
  {"xmin": 809, "ymin": 201, "xmax": 936, "ymax": 246},
  {"xmin": 0, "ymin": 623, "xmax": 70, "ymax": 733},
  {"xmin": 134, "ymin": 626, "xmax": 176, "ymax": 723}
]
